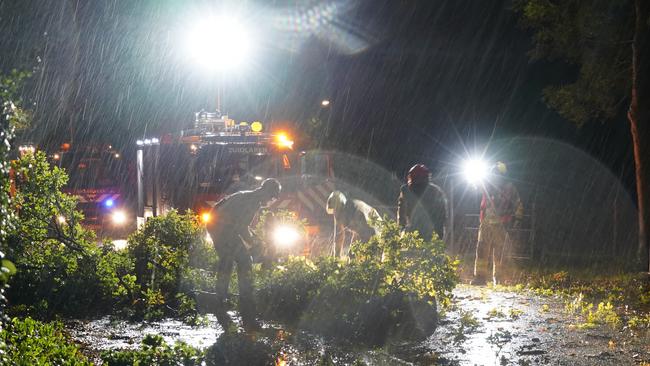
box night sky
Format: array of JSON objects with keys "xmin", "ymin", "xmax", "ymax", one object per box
[{"xmin": 0, "ymin": 0, "xmax": 635, "ymax": 190}]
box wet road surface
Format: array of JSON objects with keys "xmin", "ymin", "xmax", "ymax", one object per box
[{"xmin": 67, "ymin": 285, "xmax": 650, "ymax": 365}]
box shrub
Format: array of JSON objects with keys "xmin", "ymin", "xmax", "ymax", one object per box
[
  {"xmin": 101, "ymin": 334, "xmax": 204, "ymax": 366},
  {"xmin": 256, "ymin": 256, "xmax": 338, "ymax": 323},
  {"xmin": 0, "ymin": 317, "xmax": 91, "ymax": 365},
  {"xmin": 257, "ymin": 219, "xmax": 459, "ymax": 345},
  {"xmin": 1, "ymin": 69, "xmax": 27, "ymax": 364},
  {"xmin": 6, "ymin": 152, "xmax": 135, "ymax": 317},
  {"xmin": 126, "ymin": 210, "xmax": 217, "ymax": 320}
]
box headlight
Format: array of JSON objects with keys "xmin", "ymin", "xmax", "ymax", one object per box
[
  {"xmin": 275, "ymin": 132, "xmax": 294, "ymax": 149},
  {"xmin": 272, "ymin": 225, "xmax": 301, "ymax": 248},
  {"xmin": 112, "ymin": 210, "xmax": 127, "ymax": 225},
  {"xmin": 462, "ymin": 158, "xmax": 490, "ymax": 185}
]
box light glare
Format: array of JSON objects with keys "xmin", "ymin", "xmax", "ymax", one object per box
[
  {"xmin": 273, "ymin": 225, "xmax": 300, "ymax": 248},
  {"xmin": 112, "ymin": 210, "xmax": 127, "ymax": 225},
  {"xmin": 275, "ymin": 133, "xmax": 294, "ymax": 149},
  {"xmin": 463, "ymin": 158, "xmax": 489, "ymax": 185},
  {"xmin": 187, "ymin": 16, "xmax": 253, "ymax": 72}
]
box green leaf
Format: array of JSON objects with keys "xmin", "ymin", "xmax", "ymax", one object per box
[{"xmin": 1, "ymin": 259, "xmax": 16, "ymax": 275}]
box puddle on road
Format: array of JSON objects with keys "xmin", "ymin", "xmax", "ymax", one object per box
[
  {"xmin": 66, "ymin": 286, "xmax": 649, "ymax": 365},
  {"xmin": 67, "ymin": 314, "xmax": 223, "ymax": 351},
  {"xmin": 423, "ymin": 285, "xmax": 558, "ymax": 365}
]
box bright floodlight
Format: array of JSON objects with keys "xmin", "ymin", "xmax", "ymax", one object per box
[
  {"xmin": 187, "ymin": 16, "xmax": 253, "ymax": 72},
  {"xmin": 463, "ymin": 158, "xmax": 490, "ymax": 185},
  {"xmin": 112, "ymin": 210, "xmax": 127, "ymax": 225},
  {"xmin": 272, "ymin": 225, "xmax": 301, "ymax": 248}
]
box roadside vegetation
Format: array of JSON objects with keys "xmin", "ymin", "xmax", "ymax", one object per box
[
  {"xmin": 0, "ymin": 150, "xmax": 459, "ymax": 363},
  {"xmin": 493, "ymin": 269, "xmax": 650, "ymax": 331}
]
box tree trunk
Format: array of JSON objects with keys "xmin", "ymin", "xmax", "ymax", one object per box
[{"xmin": 629, "ymin": 0, "xmax": 650, "ymax": 272}]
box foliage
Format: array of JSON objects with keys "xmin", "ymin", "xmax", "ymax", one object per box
[
  {"xmin": 256, "ymin": 256, "xmax": 338, "ymax": 323},
  {"xmin": 459, "ymin": 309, "xmax": 480, "ymax": 329},
  {"xmin": 452, "ymin": 309, "xmax": 481, "ymax": 344},
  {"xmin": 0, "ymin": 69, "xmax": 29, "ymax": 366},
  {"xmin": 10, "ymin": 151, "xmax": 92, "ymax": 251},
  {"xmin": 517, "ymin": 270, "xmax": 650, "ymax": 329},
  {"xmin": 5, "ymin": 152, "xmax": 123, "ymax": 317},
  {"xmin": 487, "ymin": 307, "xmax": 507, "ymax": 320},
  {"xmin": 257, "ymin": 219, "xmax": 459, "ymax": 344},
  {"xmin": 101, "ymin": 334, "xmax": 204, "ymax": 366},
  {"xmin": 627, "ymin": 313, "xmax": 650, "ymax": 329},
  {"xmin": 128, "ymin": 210, "xmax": 203, "ymax": 293},
  {"xmin": 0, "ymin": 69, "xmax": 32, "ymax": 131},
  {"xmin": 566, "ymin": 293, "xmax": 622, "ymax": 329},
  {"xmin": 0, "ymin": 317, "xmax": 91, "ymax": 366},
  {"xmin": 350, "ymin": 220, "xmax": 458, "ymax": 307},
  {"xmin": 522, "ymin": 271, "xmax": 650, "ymax": 311},
  {"xmin": 512, "ymin": 0, "xmax": 634, "ymax": 126},
  {"xmin": 126, "ymin": 210, "xmax": 217, "ymax": 320}
]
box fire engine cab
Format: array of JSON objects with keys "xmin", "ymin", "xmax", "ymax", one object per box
[
  {"xmin": 53, "ymin": 143, "xmax": 133, "ymax": 239},
  {"xmin": 137, "ymin": 110, "xmax": 336, "ymax": 255}
]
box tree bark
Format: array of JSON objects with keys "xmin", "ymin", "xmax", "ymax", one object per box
[{"xmin": 629, "ymin": 0, "xmax": 650, "ymax": 272}]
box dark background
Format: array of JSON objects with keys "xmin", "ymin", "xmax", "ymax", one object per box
[{"xmin": 0, "ymin": 0, "xmax": 635, "ymax": 191}]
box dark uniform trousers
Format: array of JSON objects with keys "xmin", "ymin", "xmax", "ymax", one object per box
[{"xmin": 213, "ymin": 232, "xmax": 256, "ymax": 330}]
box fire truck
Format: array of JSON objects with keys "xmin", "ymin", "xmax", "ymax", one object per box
[
  {"xmin": 137, "ymin": 110, "xmax": 337, "ymax": 255},
  {"xmin": 53, "ymin": 143, "xmax": 134, "ymax": 239}
]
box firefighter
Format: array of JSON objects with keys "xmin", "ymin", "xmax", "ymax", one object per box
[
  {"xmin": 326, "ymin": 190, "xmax": 382, "ymax": 258},
  {"xmin": 206, "ymin": 178, "xmax": 281, "ymax": 332},
  {"xmin": 472, "ymin": 162, "xmax": 523, "ymax": 286},
  {"xmin": 397, "ymin": 164, "xmax": 448, "ymax": 242}
]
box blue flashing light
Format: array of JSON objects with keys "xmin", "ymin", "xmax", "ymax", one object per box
[{"xmin": 105, "ymin": 199, "xmax": 114, "ymax": 208}]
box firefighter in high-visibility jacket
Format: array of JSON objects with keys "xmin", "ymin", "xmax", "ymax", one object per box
[
  {"xmin": 472, "ymin": 162, "xmax": 523, "ymax": 286},
  {"xmin": 206, "ymin": 178, "xmax": 281, "ymax": 332}
]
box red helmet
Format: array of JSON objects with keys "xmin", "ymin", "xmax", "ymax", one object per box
[{"xmin": 407, "ymin": 164, "xmax": 430, "ymax": 185}]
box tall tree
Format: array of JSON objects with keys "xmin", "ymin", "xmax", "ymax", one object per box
[{"xmin": 514, "ymin": 0, "xmax": 650, "ymax": 271}]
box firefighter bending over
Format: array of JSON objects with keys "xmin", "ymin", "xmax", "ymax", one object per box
[
  {"xmin": 397, "ymin": 164, "xmax": 448, "ymax": 242},
  {"xmin": 472, "ymin": 162, "xmax": 523, "ymax": 286},
  {"xmin": 326, "ymin": 190, "xmax": 382, "ymax": 258},
  {"xmin": 206, "ymin": 178, "xmax": 281, "ymax": 332}
]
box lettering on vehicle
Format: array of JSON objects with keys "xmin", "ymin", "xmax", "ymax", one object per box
[{"xmin": 227, "ymin": 146, "xmax": 268, "ymax": 154}]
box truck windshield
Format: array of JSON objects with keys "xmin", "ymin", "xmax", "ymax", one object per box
[
  {"xmin": 62, "ymin": 152, "xmax": 121, "ymax": 189},
  {"xmin": 195, "ymin": 146, "xmax": 278, "ymax": 194}
]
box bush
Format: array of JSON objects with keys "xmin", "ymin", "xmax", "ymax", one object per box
[
  {"xmin": 126, "ymin": 210, "xmax": 218, "ymax": 320},
  {"xmin": 101, "ymin": 334, "xmax": 204, "ymax": 366},
  {"xmin": 0, "ymin": 317, "xmax": 91, "ymax": 365},
  {"xmin": 1, "ymin": 69, "xmax": 25, "ymax": 364},
  {"xmin": 6, "ymin": 152, "xmax": 134, "ymax": 317},
  {"xmin": 256, "ymin": 219, "xmax": 459, "ymax": 345},
  {"xmin": 256, "ymin": 256, "xmax": 338, "ymax": 324}
]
